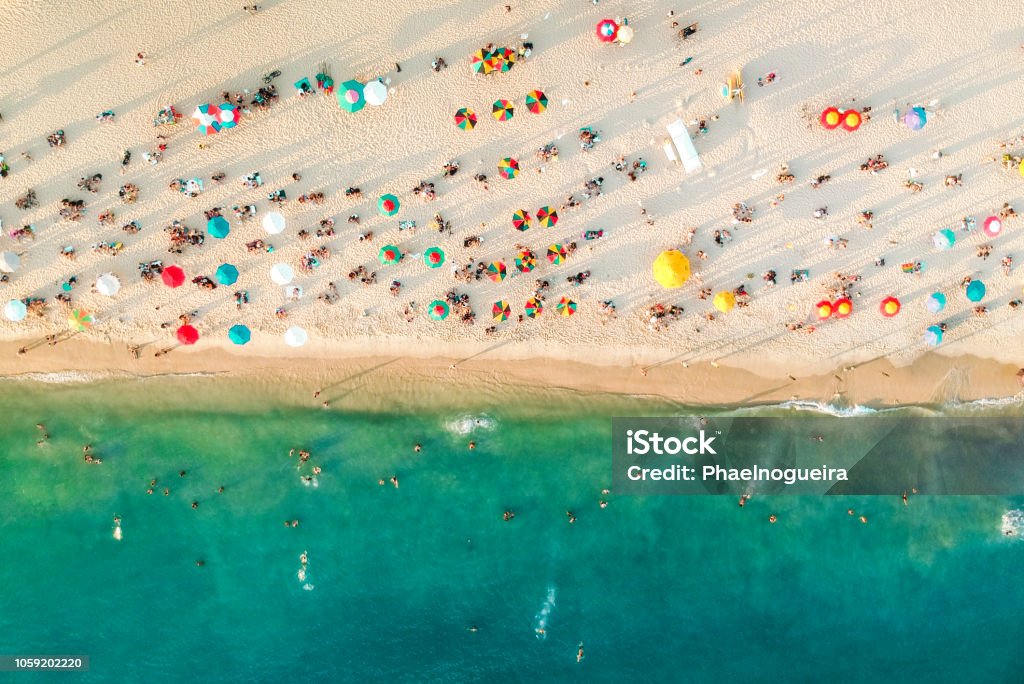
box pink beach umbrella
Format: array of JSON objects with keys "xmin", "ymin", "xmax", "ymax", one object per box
[{"xmin": 983, "ymin": 216, "xmax": 1002, "ymax": 238}]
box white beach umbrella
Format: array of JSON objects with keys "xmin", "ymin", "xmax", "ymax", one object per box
[
  {"xmin": 284, "ymin": 325, "xmax": 308, "ymax": 347},
  {"xmin": 0, "ymin": 251, "xmax": 21, "ymax": 273},
  {"xmin": 270, "ymin": 263, "xmax": 294, "ymax": 285},
  {"xmin": 364, "ymin": 79, "xmax": 388, "ymax": 106},
  {"xmin": 95, "ymin": 273, "xmax": 121, "ymax": 296},
  {"xmin": 4, "ymin": 299, "xmax": 26, "ymax": 322},
  {"xmin": 263, "ymin": 211, "xmax": 286, "ymax": 235}
]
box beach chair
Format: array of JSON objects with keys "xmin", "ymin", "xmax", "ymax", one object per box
[{"xmin": 720, "ymin": 69, "xmax": 744, "ymax": 103}]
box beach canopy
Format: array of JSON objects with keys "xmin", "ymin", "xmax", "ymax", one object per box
[
  {"xmin": 263, "ymin": 211, "xmax": 286, "ymax": 235},
  {"xmin": 498, "ymin": 157, "xmax": 519, "ymax": 179},
  {"xmin": 337, "ymin": 80, "xmax": 366, "ymax": 113},
  {"xmin": 557, "ymin": 297, "xmax": 577, "ymax": 317},
  {"xmin": 228, "ymin": 324, "xmax": 251, "ymax": 345},
  {"xmin": 833, "ymin": 298, "xmax": 853, "ymax": 318},
  {"xmin": 923, "ymin": 324, "xmax": 943, "ymax": 346},
  {"xmin": 191, "ymin": 104, "xmax": 221, "ymax": 135},
  {"xmin": 96, "ymin": 273, "xmax": 121, "ymax": 297},
  {"xmin": 525, "ymin": 297, "xmax": 544, "ymax": 318},
  {"xmin": 216, "ymin": 263, "xmax": 239, "ymax": 285},
  {"xmin": 547, "ymin": 244, "xmax": 567, "ymax": 265},
  {"xmin": 515, "ymin": 249, "xmax": 537, "ymax": 272},
  {"xmin": 68, "ymin": 308, "xmax": 94, "ymax": 332},
  {"xmin": 378, "ymin": 194, "xmax": 400, "ymax": 216},
  {"xmin": 284, "ymin": 326, "xmax": 308, "ymax": 347},
  {"xmin": 162, "ymin": 265, "xmax": 185, "ymax": 288},
  {"xmin": 487, "ymin": 261, "xmax": 508, "ymax": 282},
  {"xmin": 903, "ymin": 106, "xmax": 927, "ymax": 131},
  {"xmin": 596, "ymin": 19, "xmax": 619, "ymax": 42},
  {"xmin": 815, "ymin": 300, "xmax": 833, "ymax": 320},
  {"xmin": 616, "ymin": 25, "xmax": 635, "ymax": 44},
  {"xmin": 218, "ymin": 103, "xmax": 241, "ymax": 128},
  {"xmin": 270, "ymin": 263, "xmax": 294, "ymax": 285},
  {"xmin": 841, "ymin": 109, "xmax": 862, "ymax": 131},
  {"xmin": 176, "ymin": 324, "xmax": 199, "ymax": 345},
  {"xmin": 428, "ymin": 300, "xmax": 450, "ymax": 321},
  {"xmin": 820, "ymin": 107, "xmax": 841, "ymax": 129},
  {"xmin": 454, "ymin": 107, "xmax": 477, "ymax": 130},
  {"xmin": 424, "ymin": 247, "xmax": 445, "ymax": 268},
  {"xmin": 0, "ymin": 251, "xmax": 20, "ymax": 273},
  {"xmin": 966, "ymin": 280, "xmax": 986, "ymax": 302},
  {"xmin": 207, "ymin": 215, "xmax": 230, "ymax": 239},
  {"xmin": 4, "ymin": 299, "xmax": 26, "ymax": 322},
  {"xmin": 983, "ymin": 216, "xmax": 1002, "ymax": 237},
  {"xmin": 525, "ymin": 90, "xmax": 548, "ymax": 114},
  {"xmin": 536, "ymin": 206, "xmax": 558, "ymax": 228},
  {"xmin": 932, "ymin": 228, "xmax": 955, "ymax": 250},
  {"xmin": 492, "ymin": 99, "xmax": 514, "ymax": 121},
  {"xmin": 493, "ymin": 300, "xmax": 511, "ymax": 321},
  {"xmin": 363, "ymin": 79, "xmax": 387, "ymax": 106},
  {"xmin": 880, "ymin": 296, "xmax": 901, "ymax": 317},
  {"xmin": 713, "ymin": 291, "xmax": 736, "ymax": 313},
  {"xmin": 378, "ymin": 245, "xmax": 402, "ymax": 265},
  {"xmin": 652, "ymin": 250, "xmax": 691, "ymax": 288},
  {"xmin": 512, "ymin": 209, "xmax": 532, "ymax": 231},
  {"xmin": 926, "ymin": 292, "xmax": 946, "ymax": 313}
]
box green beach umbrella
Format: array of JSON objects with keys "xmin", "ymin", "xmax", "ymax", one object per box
[
  {"xmin": 378, "ymin": 244, "xmax": 402, "ymax": 265},
  {"xmin": 424, "ymin": 247, "xmax": 445, "ymax": 268},
  {"xmin": 378, "ymin": 194, "xmax": 400, "ymax": 216},
  {"xmin": 216, "ymin": 263, "xmax": 239, "ymax": 285},
  {"xmin": 228, "ymin": 324, "xmax": 251, "ymax": 345},
  {"xmin": 492, "ymin": 300, "xmax": 511, "ymax": 321},
  {"xmin": 207, "ymin": 215, "xmax": 230, "ymax": 239},
  {"xmin": 337, "ymin": 79, "xmax": 366, "ymax": 112},
  {"xmin": 428, "ymin": 300, "xmax": 450, "ymax": 320}
]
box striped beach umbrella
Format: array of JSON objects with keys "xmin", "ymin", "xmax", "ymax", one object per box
[
  {"xmin": 228, "ymin": 324, "xmax": 251, "ymax": 345},
  {"xmin": 487, "ymin": 261, "xmax": 508, "ymax": 282},
  {"xmin": 162, "ymin": 265, "xmax": 185, "ymax": 288},
  {"xmin": 176, "ymin": 324, "xmax": 199, "ymax": 345},
  {"xmin": 966, "ymin": 280, "xmax": 986, "ymax": 302},
  {"xmin": 556, "ymin": 297, "xmax": 577, "ymax": 317},
  {"xmin": 536, "ymin": 206, "xmax": 558, "ymax": 228},
  {"xmin": 880, "ymin": 296, "xmax": 901, "ymax": 317},
  {"xmin": 378, "ymin": 245, "xmax": 402, "ymax": 265},
  {"xmin": 923, "ymin": 325, "xmax": 943, "ymax": 346},
  {"xmin": 512, "ymin": 209, "xmax": 532, "ymax": 231},
  {"xmin": 4, "ymin": 299, "xmax": 26, "ymax": 322},
  {"xmin": 284, "ymin": 326, "xmax": 308, "ymax": 347},
  {"xmin": 500, "ymin": 47, "xmax": 517, "ymax": 71},
  {"xmin": 492, "ymin": 99, "xmax": 514, "ymax": 121},
  {"xmin": 424, "ymin": 247, "xmax": 445, "ymax": 268},
  {"xmin": 337, "ymin": 80, "xmax": 366, "ymax": 113},
  {"xmin": 820, "ymin": 107, "xmax": 841, "ymax": 130},
  {"xmin": 218, "ymin": 103, "xmax": 241, "ymax": 129},
  {"xmin": 378, "ymin": 194, "xmax": 400, "ymax": 216},
  {"xmin": 191, "ymin": 104, "xmax": 221, "ymax": 135},
  {"xmin": 498, "ymin": 157, "xmax": 520, "ymax": 179},
  {"xmin": 932, "ymin": 228, "xmax": 955, "ymax": 250},
  {"xmin": 925, "ymin": 292, "xmax": 946, "ymax": 313},
  {"xmin": 428, "ymin": 300, "xmax": 450, "ymax": 321},
  {"xmin": 525, "ymin": 90, "xmax": 548, "ymax": 114},
  {"xmin": 596, "ymin": 19, "xmax": 619, "ymax": 42},
  {"xmin": 68, "ymin": 308, "xmax": 94, "ymax": 332},
  {"xmin": 841, "ymin": 109, "xmax": 862, "ymax": 132},
  {"xmin": 815, "ymin": 300, "xmax": 833, "ymax": 320},
  {"xmin": 713, "ymin": 291, "xmax": 736, "ymax": 313},
  {"xmin": 547, "ymin": 244, "xmax": 567, "ymax": 265},
  {"xmin": 515, "ymin": 249, "xmax": 537, "ymax": 273},
  {"xmin": 525, "ymin": 297, "xmax": 544, "ymax": 318},
  {"xmin": 216, "ymin": 263, "xmax": 239, "ymax": 285},
  {"xmin": 492, "ymin": 300, "xmax": 511, "ymax": 321},
  {"xmin": 833, "ymin": 298, "xmax": 853, "ymax": 318},
  {"xmin": 454, "ymin": 107, "xmax": 477, "ymax": 130},
  {"xmin": 207, "ymin": 215, "xmax": 230, "ymax": 239},
  {"xmin": 470, "ymin": 49, "xmax": 493, "ymax": 75}
]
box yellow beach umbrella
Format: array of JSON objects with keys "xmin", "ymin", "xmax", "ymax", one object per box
[
  {"xmin": 1019, "ymin": 158, "xmax": 1024, "ymax": 177},
  {"xmin": 713, "ymin": 291, "xmax": 736, "ymax": 313},
  {"xmin": 652, "ymin": 250, "xmax": 691, "ymax": 289}
]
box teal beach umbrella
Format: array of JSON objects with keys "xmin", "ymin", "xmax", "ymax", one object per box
[
  {"xmin": 923, "ymin": 325, "xmax": 943, "ymax": 346},
  {"xmin": 966, "ymin": 280, "xmax": 986, "ymax": 302},
  {"xmin": 925, "ymin": 292, "xmax": 946, "ymax": 313},
  {"xmin": 216, "ymin": 263, "xmax": 239, "ymax": 285},
  {"xmin": 337, "ymin": 80, "xmax": 365, "ymax": 113},
  {"xmin": 228, "ymin": 324, "xmax": 251, "ymax": 345},
  {"xmin": 208, "ymin": 215, "xmax": 230, "ymax": 239}
]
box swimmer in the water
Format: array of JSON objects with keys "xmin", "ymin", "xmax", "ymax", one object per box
[
  {"xmin": 191, "ymin": 501, "xmax": 199, "ymax": 509},
  {"xmin": 769, "ymin": 514, "xmax": 777, "ymax": 523},
  {"xmin": 859, "ymin": 515, "xmax": 868, "ymax": 524},
  {"xmin": 300, "ymin": 551, "xmax": 308, "ymax": 566},
  {"xmin": 390, "ymin": 476, "xmax": 399, "ymax": 488},
  {"xmin": 468, "ymin": 441, "xmax": 476, "ymax": 450},
  {"xmin": 413, "ymin": 443, "xmax": 422, "ymax": 453},
  {"xmin": 739, "ymin": 494, "xmax": 749, "ymax": 507},
  {"xmin": 503, "ymin": 510, "xmax": 515, "ymax": 521},
  {"xmin": 599, "ymin": 500, "xmax": 608, "ymax": 508},
  {"xmin": 378, "ymin": 478, "xmax": 386, "ymax": 486},
  {"xmin": 218, "ymin": 486, "xmax": 224, "ymax": 493},
  {"xmin": 577, "ymin": 643, "xmax": 585, "ymax": 662},
  {"xmin": 163, "ymin": 488, "xmax": 170, "ymax": 496},
  {"xmin": 179, "ymin": 470, "xmax": 187, "ymax": 477},
  {"xmin": 902, "ymin": 491, "xmax": 908, "ymax": 505},
  {"xmin": 566, "ymin": 511, "xmax": 576, "ymax": 524}
]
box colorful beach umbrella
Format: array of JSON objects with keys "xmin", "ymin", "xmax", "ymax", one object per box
[
  {"xmin": 492, "ymin": 300, "xmax": 511, "ymax": 322},
  {"xmin": 966, "ymin": 280, "xmax": 986, "ymax": 302},
  {"xmin": 932, "ymin": 228, "xmax": 955, "ymax": 250},
  {"xmin": 713, "ymin": 291, "xmax": 736, "ymax": 313},
  {"xmin": 378, "ymin": 245, "xmax": 402, "ymax": 265},
  {"xmin": 216, "ymin": 263, "xmax": 239, "ymax": 285},
  {"xmin": 925, "ymin": 292, "xmax": 946, "ymax": 313},
  {"xmin": 337, "ymin": 79, "xmax": 366, "ymax": 113},
  {"xmin": 176, "ymin": 324, "xmax": 199, "ymax": 345},
  {"xmin": 68, "ymin": 308, "xmax": 93, "ymax": 332},
  {"xmin": 162, "ymin": 265, "xmax": 185, "ymax": 288},
  {"xmin": 512, "ymin": 209, "xmax": 532, "ymax": 231},
  {"xmin": 263, "ymin": 211, "xmax": 286, "ymax": 235},
  {"xmin": 536, "ymin": 206, "xmax": 558, "ymax": 228},
  {"xmin": 0, "ymin": 251, "xmax": 20, "ymax": 273},
  {"xmin": 547, "ymin": 244, "xmax": 567, "ymax": 265},
  {"xmin": 557, "ymin": 297, "xmax": 577, "ymax": 317},
  {"xmin": 4, "ymin": 299, "xmax": 26, "ymax": 322},
  {"xmin": 284, "ymin": 326, "xmax": 308, "ymax": 348},
  {"xmin": 652, "ymin": 250, "xmax": 690, "ymax": 288},
  {"xmin": 820, "ymin": 107, "xmax": 841, "ymax": 130},
  {"xmin": 378, "ymin": 194, "xmax": 400, "ymax": 216},
  {"xmin": 470, "ymin": 49, "xmax": 493, "ymax": 75},
  {"xmin": 424, "ymin": 247, "xmax": 445, "ymax": 268},
  {"xmin": 191, "ymin": 104, "xmax": 221, "ymax": 135},
  {"xmin": 903, "ymin": 106, "xmax": 927, "ymax": 131},
  {"xmin": 596, "ymin": 19, "xmax": 619, "ymax": 42},
  {"xmin": 487, "ymin": 52, "xmax": 506, "ymax": 73},
  {"xmin": 515, "ymin": 250, "xmax": 537, "ymax": 273},
  {"xmin": 923, "ymin": 325, "xmax": 943, "ymax": 346},
  {"xmin": 880, "ymin": 296, "xmax": 901, "ymax": 317},
  {"xmin": 363, "ymin": 79, "xmax": 388, "ymax": 106},
  {"xmin": 217, "ymin": 103, "xmax": 241, "ymax": 129},
  {"xmin": 983, "ymin": 216, "xmax": 1002, "ymax": 238},
  {"xmin": 228, "ymin": 324, "xmax": 251, "ymax": 345},
  {"xmin": 833, "ymin": 298, "xmax": 853, "ymax": 318},
  {"xmin": 486, "ymin": 261, "xmax": 508, "ymax": 282},
  {"xmin": 95, "ymin": 273, "xmax": 120, "ymax": 297},
  {"xmin": 498, "ymin": 157, "xmax": 520, "ymax": 179},
  {"xmin": 454, "ymin": 107, "xmax": 477, "ymax": 130},
  {"xmin": 841, "ymin": 109, "xmax": 862, "ymax": 132},
  {"xmin": 815, "ymin": 300, "xmax": 834, "ymax": 320},
  {"xmin": 207, "ymin": 215, "xmax": 230, "ymax": 239},
  {"xmin": 428, "ymin": 300, "xmax": 450, "ymax": 321},
  {"xmin": 525, "ymin": 297, "xmax": 544, "ymax": 318},
  {"xmin": 492, "ymin": 99, "xmax": 514, "ymax": 122},
  {"xmin": 270, "ymin": 263, "xmax": 294, "ymax": 285},
  {"xmin": 525, "ymin": 90, "xmax": 548, "ymax": 114},
  {"xmin": 499, "ymin": 47, "xmax": 517, "ymax": 72}
]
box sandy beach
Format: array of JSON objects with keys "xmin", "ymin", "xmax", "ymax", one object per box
[{"xmin": 2, "ymin": 0, "xmax": 1023, "ymax": 402}]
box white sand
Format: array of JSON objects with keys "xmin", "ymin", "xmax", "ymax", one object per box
[{"xmin": 1, "ymin": 0, "xmax": 1023, "ymax": 381}]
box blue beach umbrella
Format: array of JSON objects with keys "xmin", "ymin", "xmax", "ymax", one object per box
[
  {"xmin": 925, "ymin": 292, "xmax": 946, "ymax": 313},
  {"xmin": 216, "ymin": 263, "xmax": 239, "ymax": 285},
  {"xmin": 207, "ymin": 215, "xmax": 230, "ymax": 239},
  {"xmin": 966, "ymin": 280, "xmax": 986, "ymax": 302},
  {"xmin": 923, "ymin": 325, "xmax": 943, "ymax": 346},
  {"xmin": 228, "ymin": 324, "xmax": 251, "ymax": 345}
]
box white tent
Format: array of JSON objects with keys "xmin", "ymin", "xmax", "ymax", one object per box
[{"xmin": 665, "ymin": 118, "xmax": 702, "ymax": 173}]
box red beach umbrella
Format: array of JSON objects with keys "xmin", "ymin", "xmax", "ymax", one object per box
[
  {"xmin": 162, "ymin": 265, "xmax": 185, "ymax": 288},
  {"xmin": 596, "ymin": 19, "xmax": 619, "ymax": 42},
  {"xmin": 815, "ymin": 300, "xmax": 833, "ymax": 320},
  {"xmin": 880, "ymin": 296, "xmax": 900, "ymax": 317},
  {"xmin": 840, "ymin": 109, "xmax": 862, "ymax": 131},
  {"xmin": 833, "ymin": 298, "xmax": 853, "ymax": 318},
  {"xmin": 820, "ymin": 107, "xmax": 841, "ymax": 130},
  {"xmin": 176, "ymin": 324, "xmax": 199, "ymax": 345}
]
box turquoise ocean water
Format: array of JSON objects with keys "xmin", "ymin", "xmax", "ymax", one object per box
[{"xmin": 0, "ymin": 378, "xmax": 1022, "ymax": 683}]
